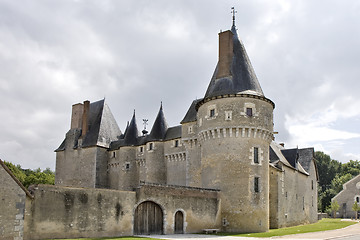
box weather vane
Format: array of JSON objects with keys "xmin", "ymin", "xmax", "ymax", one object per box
[
  {"xmin": 231, "ymin": 7, "xmax": 237, "ymax": 26},
  {"xmin": 142, "ymin": 119, "xmax": 149, "ymax": 135}
]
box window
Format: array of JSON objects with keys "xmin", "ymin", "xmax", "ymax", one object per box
[
  {"xmin": 246, "ymin": 108, "xmax": 253, "ymax": 117},
  {"xmin": 125, "ymin": 163, "xmax": 130, "ymax": 170},
  {"xmin": 210, "ymin": 109, "xmax": 215, "ymax": 117},
  {"xmin": 175, "ymin": 140, "xmax": 179, "ymax": 147},
  {"xmin": 149, "ymin": 143, "xmax": 153, "ymax": 150},
  {"xmin": 112, "ymin": 152, "xmax": 116, "ymax": 158},
  {"xmin": 357, "ymin": 197, "xmax": 359, "ymax": 203},
  {"xmin": 311, "ymin": 180, "xmax": 314, "ymax": 190},
  {"xmin": 188, "ymin": 126, "xmax": 193, "ymax": 134},
  {"xmin": 254, "ymin": 147, "xmax": 259, "ymax": 164},
  {"xmin": 254, "ymin": 177, "xmax": 259, "ymax": 193},
  {"xmin": 225, "ymin": 111, "xmax": 232, "ymax": 121},
  {"xmin": 140, "ymin": 146, "xmax": 143, "ymax": 153}
]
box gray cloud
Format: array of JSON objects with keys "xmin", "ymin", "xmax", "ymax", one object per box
[{"xmin": 0, "ymin": 0, "xmax": 359, "ymax": 170}]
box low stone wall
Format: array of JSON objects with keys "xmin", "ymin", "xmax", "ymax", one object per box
[
  {"xmin": 136, "ymin": 183, "xmax": 221, "ymax": 234},
  {"xmin": 24, "ymin": 185, "xmax": 136, "ymax": 240}
]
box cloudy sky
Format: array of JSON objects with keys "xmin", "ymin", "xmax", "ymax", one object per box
[{"xmin": 1, "ymin": 0, "xmax": 360, "ymax": 170}]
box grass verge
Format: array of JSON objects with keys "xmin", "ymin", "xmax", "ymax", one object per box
[
  {"xmin": 48, "ymin": 237, "xmax": 162, "ymax": 240},
  {"xmin": 217, "ymin": 218, "xmax": 358, "ymax": 238}
]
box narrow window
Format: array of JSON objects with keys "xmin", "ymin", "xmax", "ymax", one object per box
[
  {"xmin": 149, "ymin": 143, "xmax": 153, "ymax": 150},
  {"xmin": 303, "ymin": 197, "xmax": 305, "ymax": 210},
  {"xmin": 175, "ymin": 140, "xmax": 179, "ymax": 147},
  {"xmin": 210, "ymin": 109, "xmax": 215, "ymax": 117},
  {"xmin": 140, "ymin": 146, "xmax": 143, "ymax": 153},
  {"xmin": 311, "ymin": 180, "xmax": 314, "ymax": 190},
  {"xmin": 246, "ymin": 108, "xmax": 253, "ymax": 117},
  {"xmin": 254, "ymin": 177, "xmax": 259, "ymax": 193},
  {"xmin": 113, "ymin": 152, "xmax": 116, "ymax": 158},
  {"xmin": 125, "ymin": 163, "xmax": 130, "ymax": 170},
  {"xmin": 357, "ymin": 197, "xmax": 359, "ymax": 203},
  {"xmin": 254, "ymin": 147, "xmax": 259, "ymax": 164},
  {"xmin": 286, "ymin": 192, "xmax": 288, "ymax": 198}
]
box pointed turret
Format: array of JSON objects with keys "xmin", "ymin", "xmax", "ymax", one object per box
[
  {"xmin": 147, "ymin": 103, "xmax": 168, "ymax": 141},
  {"xmin": 204, "ymin": 19, "xmax": 264, "ymax": 99},
  {"xmin": 124, "ymin": 111, "xmax": 139, "ymax": 145}
]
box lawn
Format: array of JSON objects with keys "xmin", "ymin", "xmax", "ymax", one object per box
[
  {"xmin": 218, "ymin": 218, "xmax": 358, "ymax": 238},
  {"xmin": 48, "ymin": 237, "xmax": 160, "ymax": 240}
]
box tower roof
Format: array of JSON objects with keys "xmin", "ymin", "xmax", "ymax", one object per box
[
  {"xmin": 123, "ymin": 110, "xmax": 139, "ymax": 145},
  {"xmin": 204, "ymin": 22, "xmax": 264, "ymax": 99},
  {"xmin": 147, "ymin": 103, "xmax": 168, "ymax": 141}
]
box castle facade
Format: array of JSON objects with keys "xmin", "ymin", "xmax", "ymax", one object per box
[{"xmin": 19, "ymin": 21, "xmax": 318, "ymax": 239}]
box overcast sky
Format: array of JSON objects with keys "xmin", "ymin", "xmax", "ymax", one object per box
[{"xmin": 1, "ymin": 0, "xmax": 360, "ymax": 170}]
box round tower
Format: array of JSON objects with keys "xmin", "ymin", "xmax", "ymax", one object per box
[{"xmin": 197, "ymin": 22, "xmax": 274, "ymax": 232}]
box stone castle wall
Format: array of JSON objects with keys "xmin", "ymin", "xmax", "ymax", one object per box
[{"xmin": 24, "ymin": 185, "xmax": 136, "ymax": 240}]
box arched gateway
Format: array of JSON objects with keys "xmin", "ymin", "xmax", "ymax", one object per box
[{"xmin": 134, "ymin": 201, "xmax": 163, "ymax": 235}]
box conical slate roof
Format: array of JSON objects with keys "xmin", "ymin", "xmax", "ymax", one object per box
[
  {"xmin": 147, "ymin": 104, "xmax": 168, "ymax": 141},
  {"xmin": 204, "ymin": 23, "xmax": 264, "ymax": 99},
  {"xmin": 123, "ymin": 111, "xmax": 139, "ymax": 145}
]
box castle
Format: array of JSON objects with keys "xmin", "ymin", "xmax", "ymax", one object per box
[{"xmin": 0, "ymin": 17, "xmax": 318, "ymax": 240}]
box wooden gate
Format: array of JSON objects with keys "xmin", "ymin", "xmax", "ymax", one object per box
[
  {"xmin": 134, "ymin": 201, "xmax": 163, "ymax": 235},
  {"xmin": 174, "ymin": 211, "xmax": 184, "ymax": 234}
]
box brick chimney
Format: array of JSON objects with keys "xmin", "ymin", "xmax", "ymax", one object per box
[
  {"xmin": 70, "ymin": 103, "xmax": 84, "ymax": 129},
  {"xmin": 81, "ymin": 100, "xmax": 90, "ymax": 138},
  {"xmin": 216, "ymin": 30, "xmax": 234, "ymax": 79}
]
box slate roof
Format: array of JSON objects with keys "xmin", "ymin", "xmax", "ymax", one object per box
[
  {"xmin": 147, "ymin": 104, "xmax": 168, "ymax": 141},
  {"xmin": 181, "ymin": 99, "xmax": 202, "ymax": 124},
  {"xmin": 269, "ymin": 142, "xmax": 312, "ymax": 176},
  {"xmin": 281, "ymin": 148, "xmax": 299, "ymax": 169},
  {"xmin": 123, "ymin": 111, "xmax": 139, "ymax": 146},
  {"xmin": 297, "ymin": 148, "xmax": 314, "ymax": 172},
  {"xmin": 204, "ymin": 24, "xmax": 264, "ymax": 99},
  {"xmin": 55, "ymin": 99, "xmax": 122, "ymax": 151},
  {"xmin": 164, "ymin": 125, "xmax": 182, "ymax": 141}
]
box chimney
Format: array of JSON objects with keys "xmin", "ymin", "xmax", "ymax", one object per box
[
  {"xmin": 70, "ymin": 103, "xmax": 84, "ymax": 129},
  {"xmin": 279, "ymin": 143, "xmax": 285, "ymax": 147},
  {"xmin": 216, "ymin": 30, "xmax": 234, "ymax": 79},
  {"xmin": 81, "ymin": 100, "xmax": 90, "ymax": 138}
]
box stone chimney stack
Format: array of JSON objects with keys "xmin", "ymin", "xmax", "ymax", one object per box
[
  {"xmin": 70, "ymin": 103, "xmax": 84, "ymax": 129},
  {"xmin": 81, "ymin": 100, "xmax": 90, "ymax": 138},
  {"xmin": 216, "ymin": 30, "xmax": 234, "ymax": 79}
]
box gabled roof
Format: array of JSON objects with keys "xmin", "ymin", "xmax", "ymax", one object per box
[
  {"xmin": 281, "ymin": 148, "xmax": 299, "ymax": 169},
  {"xmin": 204, "ymin": 24, "xmax": 264, "ymax": 99},
  {"xmin": 0, "ymin": 159, "xmax": 34, "ymax": 199},
  {"xmin": 147, "ymin": 104, "xmax": 168, "ymax": 141},
  {"xmin": 297, "ymin": 148, "xmax": 315, "ymax": 172},
  {"xmin": 181, "ymin": 99, "xmax": 202, "ymax": 124},
  {"xmin": 55, "ymin": 99, "xmax": 122, "ymax": 151}
]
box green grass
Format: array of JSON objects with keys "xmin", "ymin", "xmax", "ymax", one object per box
[{"xmin": 217, "ymin": 218, "xmax": 358, "ymax": 238}]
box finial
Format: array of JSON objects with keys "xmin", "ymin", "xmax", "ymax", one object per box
[
  {"xmin": 231, "ymin": 7, "xmax": 237, "ymax": 27},
  {"xmin": 160, "ymin": 101, "xmax": 163, "ymax": 109},
  {"xmin": 142, "ymin": 119, "xmax": 149, "ymax": 135}
]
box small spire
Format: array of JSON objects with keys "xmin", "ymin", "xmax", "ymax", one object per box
[{"xmin": 231, "ymin": 7, "xmax": 237, "ymax": 27}]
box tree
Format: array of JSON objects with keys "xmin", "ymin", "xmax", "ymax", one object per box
[
  {"xmin": 4, "ymin": 161, "xmax": 54, "ymax": 188},
  {"xmin": 330, "ymin": 200, "xmax": 340, "ymax": 218},
  {"xmin": 331, "ymin": 173, "xmax": 353, "ymax": 193},
  {"xmin": 352, "ymin": 202, "xmax": 360, "ymax": 219}
]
